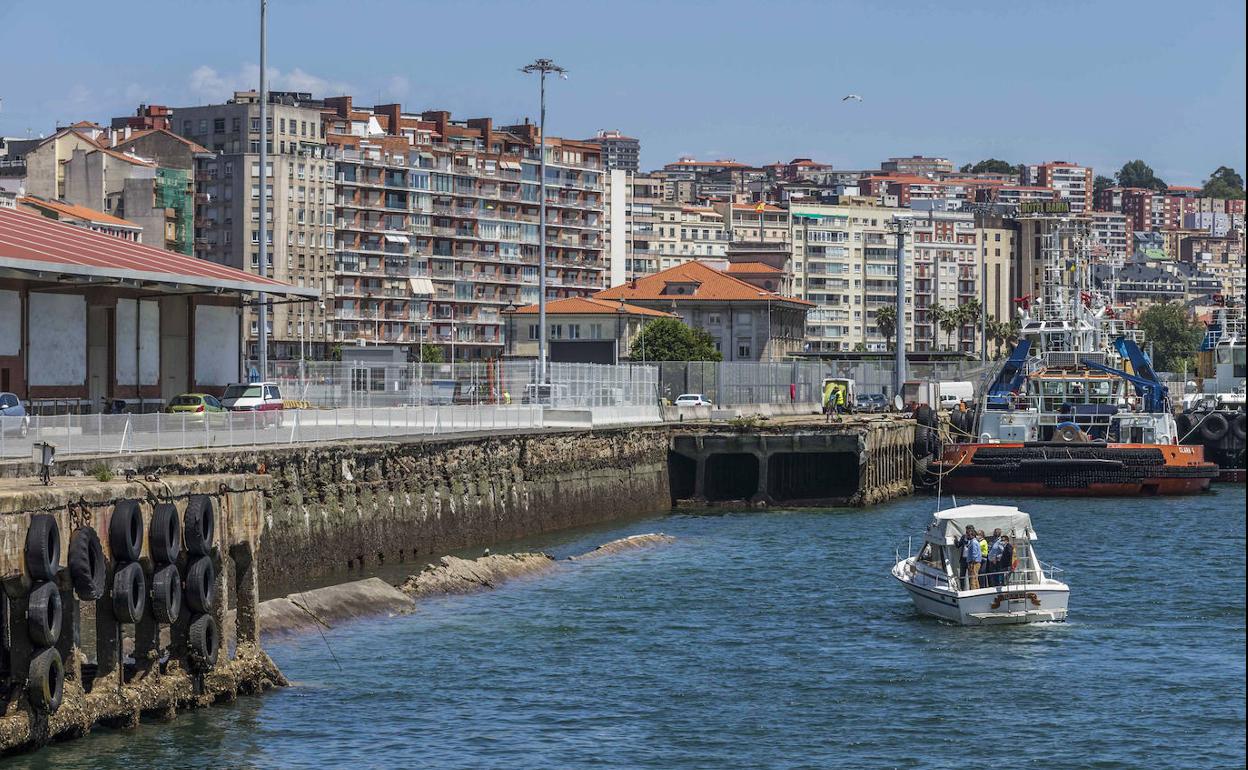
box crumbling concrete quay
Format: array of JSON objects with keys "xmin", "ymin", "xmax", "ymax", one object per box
[
  {"xmin": 0, "ymin": 475, "xmax": 285, "ymax": 755},
  {"xmin": 31, "ymin": 427, "xmax": 672, "ymax": 589},
  {"xmin": 668, "ymin": 416, "xmax": 915, "ymax": 507}
]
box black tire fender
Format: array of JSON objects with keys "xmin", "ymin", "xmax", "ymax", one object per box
[
  {"xmin": 112, "ymin": 561, "xmax": 147, "ymax": 624},
  {"xmin": 915, "ymin": 404, "xmax": 934, "ymax": 427},
  {"xmin": 185, "ymin": 556, "xmax": 216, "ymax": 614},
  {"xmin": 149, "ymin": 502, "xmax": 181, "ymax": 565},
  {"xmin": 189, "ymin": 613, "xmax": 220, "ymax": 671},
  {"xmin": 27, "ymin": 647, "xmax": 65, "ymax": 714},
  {"xmin": 26, "ymin": 581, "xmax": 62, "ymax": 648},
  {"xmin": 1232, "ymin": 412, "xmax": 1246, "ymax": 441},
  {"xmin": 150, "ymin": 564, "xmax": 183, "ymax": 625},
  {"xmin": 68, "ymin": 526, "xmax": 107, "ymax": 601},
  {"xmin": 109, "ymin": 499, "xmax": 144, "ymax": 562},
  {"xmin": 1200, "ymin": 412, "xmax": 1229, "ymax": 442},
  {"xmin": 1176, "ymin": 412, "xmax": 1193, "ymax": 439},
  {"xmin": 24, "ymin": 514, "xmax": 61, "ymax": 582},
  {"xmin": 183, "ymin": 495, "xmax": 216, "ymax": 557}
]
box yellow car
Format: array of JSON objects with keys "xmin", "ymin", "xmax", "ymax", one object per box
[{"xmin": 165, "ymin": 393, "xmax": 227, "ymax": 421}]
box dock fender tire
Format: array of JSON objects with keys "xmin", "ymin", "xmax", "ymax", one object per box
[
  {"xmin": 185, "ymin": 556, "xmax": 216, "ymax": 614},
  {"xmin": 150, "ymin": 564, "xmax": 183, "ymax": 625},
  {"xmin": 189, "ymin": 613, "xmax": 220, "ymax": 671},
  {"xmin": 109, "ymin": 499, "xmax": 144, "ymax": 562},
  {"xmin": 915, "ymin": 404, "xmax": 934, "ymax": 427},
  {"xmin": 183, "ymin": 495, "xmax": 216, "ymax": 557},
  {"xmin": 1175, "ymin": 412, "xmax": 1192, "ymax": 439},
  {"xmin": 112, "ymin": 561, "xmax": 147, "ymax": 624},
  {"xmin": 26, "ymin": 581, "xmax": 62, "ymax": 648},
  {"xmin": 24, "ymin": 514, "xmax": 61, "ymax": 582},
  {"xmin": 149, "ymin": 503, "xmax": 181, "ymax": 565},
  {"xmin": 1232, "ymin": 413, "xmax": 1246, "ymax": 441},
  {"xmin": 69, "ymin": 527, "xmax": 107, "ymax": 601},
  {"xmin": 27, "ymin": 647, "xmax": 64, "ymax": 714},
  {"xmin": 1200, "ymin": 412, "xmax": 1229, "ymax": 442}
]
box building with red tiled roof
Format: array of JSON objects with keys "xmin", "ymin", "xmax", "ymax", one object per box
[
  {"xmin": 595, "ymin": 261, "xmax": 810, "ymax": 361},
  {"xmin": 17, "ymin": 195, "xmax": 143, "ymax": 241},
  {"xmin": 502, "ymin": 296, "xmax": 675, "ymax": 363}
]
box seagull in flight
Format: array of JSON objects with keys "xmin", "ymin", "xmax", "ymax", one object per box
[{"xmin": 842, "ymin": 94, "xmax": 863, "ymax": 102}]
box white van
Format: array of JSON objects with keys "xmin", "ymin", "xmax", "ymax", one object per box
[{"xmin": 937, "ymin": 381, "xmax": 974, "ymax": 408}]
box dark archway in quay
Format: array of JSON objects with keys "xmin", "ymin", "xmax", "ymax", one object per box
[{"xmin": 766, "ymin": 452, "xmax": 859, "ymax": 502}]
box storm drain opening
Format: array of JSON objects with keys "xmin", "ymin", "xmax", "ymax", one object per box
[
  {"xmin": 767, "ymin": 452, "xmax": 859, "ymax": 502},
  {"xmin": 703, "ymin": 453, "xmax": 760, "ymax": 501},
  {"xmin": 667, "ymin": 453, "xmax": 698, "ymax": 503}
]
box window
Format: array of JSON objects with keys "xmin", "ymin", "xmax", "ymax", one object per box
[
  {"xmin": 182, "ymin": 119, "xmax": 193, "ymax": 134},
  {"xmin": 528, "ymin": 324, "xmax": 538, "ymax": 340},
  {"xmin": 250, "ymin": 117, "xmax": 260, "ymax": 132},
  {"xmin": 737, "ymin": 338, "xmax": 752, "ymax": 359},
  {"xmin": 198, "ymin": 119, "xmax": 208, "ymax": 134},
  {"xmin": 232, "ymin": 117, "xmax": 241, "ymax": 132},
  {"xmin": 280, "ymin": 118, "xmax": 286, "ymax": 134},
  {"xmin": 213, "ymin": 118, "xmax": 225, "ymax": 133},
  {"xmin": 568, "ymin": 324, "xmax": 581, "ymax": 340}
]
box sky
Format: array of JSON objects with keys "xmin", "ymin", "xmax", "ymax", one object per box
[{"xmin": 0, "ymin": 0, "xmax": 1244, "ymax": 185}]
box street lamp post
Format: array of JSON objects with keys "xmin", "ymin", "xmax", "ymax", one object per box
[
  {"xmin": 888, "ymin": 217, "xmax": 911, "ymax": 399},
  {"xmin": 521, "ymin": 58, "xmax": 567, "ymax": 384},
  {"xmin": 257, "ymin": 0, "xmax": 269, "ymax": 380}
]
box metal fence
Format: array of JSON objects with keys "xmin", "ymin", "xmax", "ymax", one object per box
[
  {"xmin": 1, "ymin": 406, "xmax": 545, "ymax": 460},
  {"xmin": 252, "ymin": 360, "xmax": 659, "ymax": 410}
]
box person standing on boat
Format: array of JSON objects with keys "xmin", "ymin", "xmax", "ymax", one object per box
[
  {"xmin": 987, "ymin": 532, "xmax": 1006, "ymax": 587},
  {"xmin": 961, "ymin": 526, "xmax": 983, "ymax": 589},
  {"xmin": 998, "ymin": 535, "xmax": 1014, "ymax": 587}
]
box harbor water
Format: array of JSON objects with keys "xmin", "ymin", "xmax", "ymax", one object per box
[{"xmin": 11, "ymin": 491, "xmax": 1245, "ymax": 769}]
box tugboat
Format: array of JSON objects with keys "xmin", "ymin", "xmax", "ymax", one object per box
[
  {"xmin": 1178, "ymin": 305, "xmax": 1246, "ymax": 482},
  {"xmin": 931, "ymin": 219, "xmax": 1218, "ymax": 496},
  {"xmin": 892, "ymin": 504, "xmax": 1069, "ymax": 625}
]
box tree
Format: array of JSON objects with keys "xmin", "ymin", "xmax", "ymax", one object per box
[
  {"xmin": 1003, "ymin": 319, "xmax": 1021, "ymax": 349},
  {"xmin": 874, "ymin": 305, "xmax": 897, "ymax": 348},
  {"xmin": 959, "ymin": 158, "xmax": 1019, "ymax": 176},
  {"xmin": 927, "ymin": 305, "xmax": 948, "ymax": 350},
  {"xmin": 1201, "ymin": 166, "xmax": 1246, "ymax": 200},
  {"xmin": 1093, "ymin": 174, "xmax": 1115, "ymax": 198},
  {"xmin": 938, "ymin": 306, "xmax": 961, "ymax": 350},
  {"xmin": 1116, "ymin": 160, "xmax": 1167, "ymax": 191},
  {"xmin": 629, "ymin": 317, "xmax": 722, "ymax": 362},
  {"xmin": 1137, "ymin": 302, "xmax": 1204, "ymax": 373},
  {"xmin": 412, "ymin": 344, "xmax": 444, "ymax": 364},
  {"xmin": 959, "ymin": 298, "xmax": 982, "ymax": 354},
  {"xmin": 985, "ymin": 317, "xmax": 1006, "ymax": 359}
]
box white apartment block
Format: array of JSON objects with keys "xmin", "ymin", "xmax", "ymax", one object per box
[{"xmin": 650, "ymin": 204, "xmax": 729, "ymax": 270}]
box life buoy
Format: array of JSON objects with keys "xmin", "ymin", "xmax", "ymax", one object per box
[
  {"xmin": 68, "ymin": 527, "xmax": 107, "ymax": 601},
  {"xmin": 112, "ymin": 561, "xmax": 147, "ymax": 624},
  {"xmin": 185, "ymin": 556, "xmax": 216, "ymax": 614},
  {"xmin": 27, "ymin": 647, "xmax": 64, "ymax": 714},
  {"xmin": 183, "ymin": 495, "xmax": 216, "ymax": 557},
  {"xmin": 189, "ymin": 613, "xmax": 220, "ymax": 671},
  {"xmin": 1200, "ymin": 412, "xmax": 1229, "ymax": 442},
  {"xmin": 109, "ymin": 499, "xmax": 144, "ymax": 562},
  {"xmin": 149, "ymin": 503, "xmax": 181, "ymax": 565},
  {"xmin": 24, "ymin": 514, "xmax": 61, "ymax": 582},
  {"xmin": 1232, "ymin": 412, "xmax": 1247, "ymax": 441},
  {"xmin": 26, "ymin": 581, "xmax": 62, "ymax": 647},
  {"xmin": 150, "ymin": 564, "xmax": 183, "ymax": 625}
]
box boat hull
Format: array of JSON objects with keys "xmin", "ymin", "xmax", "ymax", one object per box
[
  {"xmin": 933, "ymin": 442, "xmax": 1217, "ymax": 497},
  {"xmin": 892, "ymin": 564, "xmax": 1069, "ymax": 626}
]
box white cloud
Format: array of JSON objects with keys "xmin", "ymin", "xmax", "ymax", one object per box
[{"xmin": 186, "ymin": 64, "xmax": 354, "ymax": 103}]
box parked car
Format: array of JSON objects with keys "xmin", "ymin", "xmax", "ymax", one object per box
[
  {"xmin": 166, "ymin": 393, "xmax": 227, "ymax": 422},
  {"xmin": 674, "ymin": 393, "xmax": 713, "ymax": 407},
  {"xmin": 221, "ymin": 382, "xmax": 284, "ymax": 426},
  {"xmin": 0, "ymin": 392, "xmax": 29, "ymax": 437},
  {"xmin": 855, "ymin": 393, "xmax": 889, "ymax": 413}
]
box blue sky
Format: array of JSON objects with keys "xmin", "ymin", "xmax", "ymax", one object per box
[{"xmin": 1, "ymin": 0, "xmax": 1243, "ymax": 184}]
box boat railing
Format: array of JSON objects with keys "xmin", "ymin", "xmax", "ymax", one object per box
[{"xmin": 957, "ymin": 563, "xmax": 1063, "ymax": 590}]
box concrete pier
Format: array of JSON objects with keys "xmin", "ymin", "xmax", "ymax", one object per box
[
  {"xmin": 668, "ymin": 416, "xmax": 914, "ymax": 506},
  {"xmin": 0, "ymin": 475, "xmax": 284, "ymax": 754}
]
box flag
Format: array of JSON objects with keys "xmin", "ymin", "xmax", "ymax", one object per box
[{"xmin": 754, "ymin": 202, "xmax": 766, "ymax": 212}]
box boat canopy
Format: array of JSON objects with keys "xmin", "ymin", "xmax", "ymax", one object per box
[{"xmin": 926, "ymin": 505, "xmax": 1037, "ymax": 545}]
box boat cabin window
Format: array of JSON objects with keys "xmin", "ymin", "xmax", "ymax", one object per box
[
  {"xmin": 918, "ymin": 542, "xmax": 945, "ymax": 570},
  {"xmin": 1040, "ymin": 380, "xmax": 1064, "ymax": 411},
  {"xmin": 1089, "ymin": 380, "xmax": 1113, "ymax": 404}
]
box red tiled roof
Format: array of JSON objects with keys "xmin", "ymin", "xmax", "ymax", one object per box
[
  {"xmin": 508, "ymin": 296, "xmax": 677, "ymax": 317},
  {"xmin": 726, "ymin": 261, "xmax": 783, "ymax": 274},
  {"xmin": 0, "ymin": 206, "xmax": 314, "ymax": 297},
  {"xmin": 92, "ymin": 146, "xmax": 156, "ymax": 167},
  {"xmin": 665, "ymin": 159, "xmax": 750, "ymax": 169},
  {"xmin": 116, "ymin": 128, "xmax": 212, "ymax": 156},
  {"xmin": 596, "ymin": 261, "xmax": 812, "ymax": 306},
  {"xmin": 17, "ymin": 196, "xmax": 142, "ymax": 230}
]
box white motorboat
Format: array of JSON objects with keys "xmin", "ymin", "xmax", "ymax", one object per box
[{"xmin": 892, "ymin": 504, "xmax": 1069, "ymax": 626}]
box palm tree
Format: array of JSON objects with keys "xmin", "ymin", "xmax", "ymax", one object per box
[
  {"xmin": 938, "ymin": 305, "xmax": 960, "ymax": 350},
  {"xmin": 1003, "ymin": 318, "xmax": 1021, "ymax": 351},
  {"xmin": 985, "ymin": 317, "xmax": 1006, "ymax": 359},
  {"xmin": 928, "ymin": 305, "xmax": 947, "ymax": 350},
  {"xmin": 874, "ymin": 305, "xmax": 897, "ymax": 349},
  {"xmin": 959, "ymin": 298, "xmax": 982, "ymax": 355}
]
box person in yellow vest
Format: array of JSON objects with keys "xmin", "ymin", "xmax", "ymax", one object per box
[{"xmin": 502, "ymin": 391, "xmax": 512, "ymax": 405}]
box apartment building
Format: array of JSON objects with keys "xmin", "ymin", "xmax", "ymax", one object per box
[
  {"xmin": 880, "ymin": 155, "xmax": 953, "ymax": 177},
  {"xmin": 660, "ymin": 158, "xmax": 762, "ymax": 203},
  {"xmin": 171, "ymin": 91, "xmax": 334, "ymax": 359},
  {"xmin": 976, "ymin": 184, "xmax": 1058, "ymax": 207},
  {"xmin": 651, "ymin": 204, "xmax": 729, "ymax": 269},
  {"xmin": 584, "ymin": 130, "xmax": 640, "ymax": 172},
  {"xmin": 16, "ymin": 195, "xmax": 144, "ymax": 241},
  {"xmin": 1181, "ymin": 233, "xmax": 1246, "ymax": 299},
  {"xmin": 22, "ymin": 126, "xmax": 106, "ymax": 200},
  {"xmin": 606, "ymin": 171, "xmax": 663, "ymax": 280},
  {"xmin": 320, "ymin": 99, "xmax": 607, "ymax": 361},
  {"xmin": 975, "ymin": 213, "xmax": 1019, "ymax": 332},
  {"xmin": 908, "ymin": 209, "xmax": 982, "ymax": 354},
  {"xmin": 1089, "ymin": 210, "xmax": 1130, "ymax": 265},
  {"xmin": 1023, "ymin": 162, "xmax": 1093, "ymax": 213}
]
